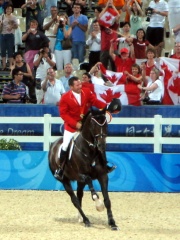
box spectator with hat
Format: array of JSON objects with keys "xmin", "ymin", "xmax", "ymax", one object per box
[{"xmin": 109, "ymin": 41, "xmax": 135, "ymax": 84}]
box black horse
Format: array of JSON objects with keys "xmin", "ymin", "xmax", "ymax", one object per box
[{"xmin": 48, "ymin": 107, "xmax": 118, "ymax": 230}]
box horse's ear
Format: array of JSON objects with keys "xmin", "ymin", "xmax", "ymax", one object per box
[{"xmin": 107, "ymin": 98, "xmax": 122, "ymax": 114}]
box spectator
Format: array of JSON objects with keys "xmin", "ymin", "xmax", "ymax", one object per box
[
  {"xmin": 0, "ymin": 0, "xmax": 10, "ymax": 55},
  {"xmin": 128, "ymin": 28, "xmax": 154, "ymax": 65},
  {"xmin": 2, "ymin": 68, "xmax": 27, "ymax": 103},
  {"xmin": 0, "ymin": 4, "xmax": 18, "ymax": 70},
  {"xmin": 59, "ymin": 63, "xmax": 74, "ymax": 92},
  {"xmin": 99, "ymin": 0, "xmax": 120, "ymax": 71},
  {"xmin": 22, "ymin": 19, "xmax": 50, "ymax": 70},
  {"xmin": 54, "ymin": 13, "xmax": 72, "ymax": 70},
  {"xmin": 43, "ymin": 5, "xmax": 58, "ymax": 52},
  {"xmin": 109, "ymin": 42, "xmax": 135, "ymax": 84},
  {"xmin": 123, "ymin": 0, "xmax": 143, "ymax": 35},
  {"xmin": 143, "ymin": 48, "xmax": 157, "ymax": 78},
  {"xmin": 38, "ymin": 0, "xmax": 58, "ymax": 17},
  {"xmin": 98, "ymin": 0, "xmax": 124, "ymax": 11},
  {"xmin": 65, "ymin": 0, "xmax": 87, "ymax": 16},
  {"xmin": 88, "ymin": 6, "xmax": 102, "ymax": 34},
  {"xmin": 145, "ymin": 0, "xmax": 168, "ymax": 57},
  {"xmin": 89, "ymin": 62, "xmax": 105, "ymax": 86},
  {"xmin": 170, "ymin": 42, "xmax": 180, "ymax": 60},
  {"xmin": 11, "ymin": 51, "xmax": 36, "ymax": 103},
  {"xmin": 33, "ymin": 44, "xmax": 56, "ymax": 103},
  {"xmin": 86, "ymin": 20, "xmax": 101, "ymax": 70},
  {"xmin": 69, "ymin": 3, "xmax": 88, "ymax": 63},
  {"xmin": 117, "ymin": 22, "xmax": 134, "ymax": 53},
  {"xmin": 21, "ymin": 0, "xmax": 46, "ymax": 32},
  {"xmin": 41, "ymin": 67, "xmax": 65, "ymax": 105},
  {"xmin": 138, "ymin": 67, "xmax": 163, "ymax": 105},
  {"xmin": 168, "ymin": 0, "xmax": 180, "ymax": 43},
  {"xmin": 125, "ymin": 63, "xmax": 142, "ymax": 85},
  {"xmin": 81, "ymin": 72, "xmax": 94, "ymax": 92}
]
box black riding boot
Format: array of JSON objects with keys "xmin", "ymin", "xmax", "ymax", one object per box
[{"xmin": 54, "ymin": 149, "xmax": 67, "ymax": 179}]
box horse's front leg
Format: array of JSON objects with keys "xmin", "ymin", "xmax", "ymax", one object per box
[
  {"xmin": 83, "ymin": 175, "xmax": 104, "ymax": 212},
  {"xmin": 62, "ymin": 179, "xmax": 91, "ymax": 227},
  {"xmin": 98, "ymin": 174, "xmax": 119, "ymax": 230}
]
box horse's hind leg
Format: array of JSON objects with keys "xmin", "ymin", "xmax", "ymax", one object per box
[
  {"xmin": 63, "ymin": 180, "xmax": 91, "ymax": 227},
  {"xmin": 98, "ymin": 174, "xmax": 119, "ymax": 230}
]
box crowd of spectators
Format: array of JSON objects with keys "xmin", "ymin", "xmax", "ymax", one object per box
[{"xmin": 0, "ymin": 0, "xmax": 180, "ymax": 106}]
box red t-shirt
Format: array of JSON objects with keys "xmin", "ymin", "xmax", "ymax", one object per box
[
  {"xmin": 114, "ymin": 56, "xmax": 135, "ymax": 84},
  {"xmin": 170, "ymin": 54, "xmax": 180, "ymax": 60},
  {"xmin": 133, "ymin": 39, "xmax": 150, "ymax": 59},
  {"xmin": 100, "ymin": 23, "xmax": 119, "ymax": 51}
]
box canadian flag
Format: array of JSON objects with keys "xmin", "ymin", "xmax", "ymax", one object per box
[
  {"xmin": 159, "ymin": 57, "xmax": 180, "ymax": 105},
  {"xmin": 91, "ymin": 64, "xmax": 141, "ymax": 106},
  {"xmin": 98, "ymin": 8, "xmax": 118, "ymax": 28}
]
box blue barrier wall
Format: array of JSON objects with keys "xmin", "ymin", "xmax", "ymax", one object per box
[
  {"xmin": 1, "ymin": 104, "xmax": 180, "ymax": 152},
  {"xmin": 0, "ymin": 151, "xmax": 179, "ymax": 192}
]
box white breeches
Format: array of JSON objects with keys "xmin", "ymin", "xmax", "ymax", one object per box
[{"xmin": 61, "ymin": 130, "xmax": 76, "ymax": 151}]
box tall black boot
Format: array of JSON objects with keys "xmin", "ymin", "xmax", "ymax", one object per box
[{"xmin": 54, "ymin": 149, "xmax": 67, "ymax": 179}]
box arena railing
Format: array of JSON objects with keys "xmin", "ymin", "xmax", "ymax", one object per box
[{"xmin": 0, "ymin": 114, "xmax": 180, "ymax": 153}]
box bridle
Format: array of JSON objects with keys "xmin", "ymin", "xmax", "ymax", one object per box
[{"xmin": 73, "ymin": 113, "xmax": 107, "ymax": 157}]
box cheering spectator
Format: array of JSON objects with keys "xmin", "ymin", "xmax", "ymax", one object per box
[
  {"xmin": 128, "ymin": 28, "xmax": 154, "ymax": 65},
  {"xmin": 138, "ymin": 67, "xmax": 163, "ymax": 105},
  {"xmin": 41, "ymin": 67, "xmax": 65, "ymax": 105},
  {"xmin": 54, "ymin": 13, "xmax": 72, "ymax": 70},
  {"xmin": 86, "ymin": 20, "xmax": 101, "ymax": 70},
  {"xmin": 109, "ymin": 41, "xmax": 135, "ymax": 84},
  {"xmin": 69, "ymin": 3, "xmax": 88, "ymax": 63},
  {"xmin": 21, "ymin": 0, "xmax": 46, "ymax": 32},
  {"xmin": 33, "ymin": 44, "xmax": 56, "ymax": 103},
  {"xmin": 43, "ymin": 5, "xmax": 59, "ymax": 52},
  {"xmin": 123, "ymin": 0, "xmax": 143, "ymax": 35},
  {"xmin": 99, "ymin": 0, "xmax": 120, "ymax": 71}
]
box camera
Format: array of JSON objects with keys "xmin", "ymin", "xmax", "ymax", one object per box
[
  {"xmin": 145, "ymin": 7, "xmax": 153, "ymax": 22},
  {"xmin": 59, "ymin": 17, "xmax": 64, "ymax": 28}
]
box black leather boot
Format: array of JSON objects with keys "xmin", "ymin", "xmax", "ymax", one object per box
[{"xmin": 54, "ymin": 149, "xmax": 67, "ymax": 179}]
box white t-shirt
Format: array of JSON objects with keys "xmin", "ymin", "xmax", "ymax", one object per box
[
  {"xmin": 148, "ymin": 0, "xmax": 169, "ymax": 28},
  {"xmin": 33, "ymin": 53, "xmax": 56, "ymax": 80},
  {"xmin": 43, "ymin": 79, "xmax": 65, "ymax": 105},
  {"xmin": 147, "ymin": 79, "xmax": 163, "ymax": 101}
]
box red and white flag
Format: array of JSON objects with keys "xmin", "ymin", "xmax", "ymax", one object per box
[
  {"xmin": 159, "ymin": 57, "xmax": 180, "ymax": 105},
  {"xmin": 91, "ymin": 64, "xmax": 141, "ymax": 106},
  {"xmin": 98, "ymin": 8, "xmax": 118, "ymax": 28}
]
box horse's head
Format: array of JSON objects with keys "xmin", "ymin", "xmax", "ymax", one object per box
[{"xmin": 87, "ymin": 107, "xmax": 107, "ymax": 153}]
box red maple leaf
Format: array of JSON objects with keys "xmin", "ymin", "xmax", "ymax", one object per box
[
  {"xmin": 100, "ymin": 88, "xmax": 121, "ymax": 103},
  {"xmin": 105, "ymin": 15, "xmax": 112, "ymax": 22},
  {"xmin": 169, "ymin": 76, "xmax": 180, "ymax": 95}
]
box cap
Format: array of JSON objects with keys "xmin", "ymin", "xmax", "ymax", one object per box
[{"xmin": 120, "ymin": 48, "xmax": 129, "ymax": 54}]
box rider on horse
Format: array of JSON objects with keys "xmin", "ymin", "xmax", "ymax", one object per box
[{"xmin": 54, "ymin": 76, "xmax": 117, "ymax": 179}]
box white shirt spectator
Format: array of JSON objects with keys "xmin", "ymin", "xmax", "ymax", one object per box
[
  {"xmin": 42, "ymin": 79, "xmax": 65, "ymax": 105},
  {"xmin": 86, "ymin": 32, "xmax": 101, "ymax": 51},
  {"xmin": 148, "ymin": 0, "xmax": 168, "ymax": 28},
  {"xmin": 147, "ymin": 79, "xmax": 163, "ymax": 101}
]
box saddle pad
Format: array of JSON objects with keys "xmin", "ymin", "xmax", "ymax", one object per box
[{"xmin": 69, "ymin": 132, "xmax": 80, "ymax": 159}]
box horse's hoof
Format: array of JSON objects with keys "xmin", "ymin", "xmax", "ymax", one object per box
[
  {"xmin": 85, "ymin": 222, "xmax": 91, "ymax": 227},
  {"xmin": 111, "ymin": 225, "xmax": 119, "ymax": 231}
]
